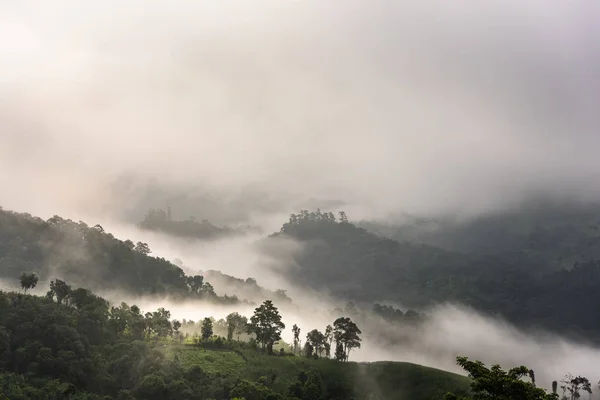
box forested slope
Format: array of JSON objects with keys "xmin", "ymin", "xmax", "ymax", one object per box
[
  {"xmin": 0, "ymin": 209, "xmax": 238, "ymax": 304},
  {"xmin": 0, "ymin": 287, "xmax": 470, "ymax": 400},
  {"xmin": 270, "ymin": 210, "xmax": 600, "ymax": 341}
]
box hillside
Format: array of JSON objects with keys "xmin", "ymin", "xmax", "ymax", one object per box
[
  {"xmin": 139, "ymin": 207, "xmax": 262, "ymax": 241},
  {"xmin": 168, "ymin": 346, "xmax": 471, "ymax": 400},
  {"xmin": 359, "ymin": 200, "xmax": 600, "ymax": 270},
  {"xmin": 0, "ymin": 208, "xmax": 239, "ymax": 304},
  {"xmin": 0, "ymin": 286, "xmax": 470, "ymax": 399},
  {"xmin": 269, "ymin": 210, "xmax": 600, "ymax": 341}
]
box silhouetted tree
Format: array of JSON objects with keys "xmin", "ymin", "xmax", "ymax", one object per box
[
  {"xmin": 561, "ymin": 374, "xmax": 591, "ymax": 400},
  {"xmin": 134, "ymin": 241, "xmax": 151, "ymax": 255},
  {"xmin": 445, "ymin": 357, "xmax": 558, "ymax": 400},
  {"xmin": 19, "ymin": 273, "xmax": 38, "ymax": 294},
  {"xmin": 306, "ymin": 329, "xmax": 326, "ymax": 358},
  {"xmin": 333, "ymin": 317, "xmax": 361, "ymax": 361},
  {"xmin": 292, "ymin": 324, "xmax": 301, "ymax": 355},
  {"xmin": 247, "ymin": 300, "xmax": 285, "ymax": 355}
]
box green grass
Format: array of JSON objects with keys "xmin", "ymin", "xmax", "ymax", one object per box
[{"xmin": 167, "ymin": 344, "xmax": 471, "ymax": 400}]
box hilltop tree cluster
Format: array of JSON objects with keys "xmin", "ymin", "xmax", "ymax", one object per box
[{"xmin": 280, "ymin": 209, "xmax": 348, "ymax": 233}]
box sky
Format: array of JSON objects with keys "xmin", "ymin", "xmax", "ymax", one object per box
[{"xmin": 1, "ymin": 0, "xmax": 599, "ymax": 223}]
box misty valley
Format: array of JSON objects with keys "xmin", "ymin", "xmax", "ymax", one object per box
[
  {"xmin": 2, "ymin": 204, "xmax": 600, "ymax": 399},
  {"xmin": 2, "ymin": 1, "xmax": 599, "ymax": 398}
]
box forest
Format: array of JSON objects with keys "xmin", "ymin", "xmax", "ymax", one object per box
[
  {"xmin": 2, "ymin": 205, "xmax": 600, "ymax": 399},
  {"xmin": 266, "ymin": 208, "xmax": 600, "ymax": 342},
  {"xmin": 1, "ymin": 276, "xmax": 467, "ymax": 400}
]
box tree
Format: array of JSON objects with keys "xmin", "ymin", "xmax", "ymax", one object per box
[
  {"xmin": 185, "ymin": 275, "xmax": 204, "ymax": 294},
  {"xmin": 47, "ymin": 279, "xmax": 72, "ymax": 305},
  {"xmin": 247, "ymin": 300, "xmax": 285, "ymax": 355},
  {"xmin": 226, "ymin": 312, "xmax": 247, "ymax": 341},
  {"xmin": 444, "ymin": 357, "xmax": 559, "ymax": 400},
  {"xmin": 292, "ymin": 324, "xmax": 301, "ymax": 355},
  {"xmin": 334, "ymin": 342, "xmax": 345, "ymax": 361},
  {"xmin": 333, "ymin": 317, "xmax": 361, "ymax": 361},
  {"xmin": 19, "ymin": 273, "xmax": 38, "ymax": 294},
  {"xmin": 201, "ymin": 317, "xmax": 213, "ymax": 340},
  {"xmin": 561, "ymin": 374, "xmax": 591, "ymax": 400},
  {"xmin": 134, "ymin": 242, "xmax": 151, "ymax": 255},
  {"xmin": 144, "ymin": 308, "xmax": 172, "ymax": 338},
  {"xmin": 304, "ymin": 342, "xmax": 314, "ymax": 358},
  {"xmin": 306, "ymin": 329, "xmax": 326, "ymax": 358},
  {"xmin": 200, "ymin": 282, "xmax": 216, "ymax": 298}
]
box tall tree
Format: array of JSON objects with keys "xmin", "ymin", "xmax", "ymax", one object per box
[
  {"xmin": 333, "ymin": 317, "xmax": 361, "ymax": 361},
  {"xmin": 201, "ymin": 317, "xmax": 213, "ymax": 340},
  {"xmin": 19, "ymin": 273, "xmax": 38, "ymax": 294},
  {"xmin": 292, "ymin": 324, "xmax": 301, "ymax": 355},
  {"xmin": 306, "ymin": 329, "xmax": 326, "ymax": 358},
  {"xmin": 561, "ymin": 374, "xmax": 592, "ymax": 400},
  {"xmin": 247, "ymin": 300, "xmax": 285, "ymax": 355}
]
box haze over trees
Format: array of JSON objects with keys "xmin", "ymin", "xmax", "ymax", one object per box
[
  {"xmin": 0, "ymin": 280, "xmax": 378, "ymax": 399},
  {"xmin": 139, "ymin": 207, "xmax": 260, "ymax": 241},
  {"xmin": 268, "ymin": 208, "xmax": 600, "ymax": 342}
]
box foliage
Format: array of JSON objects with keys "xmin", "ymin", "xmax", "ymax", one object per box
[
  {"xmin": 247, "ymin": 300, "xmax": 285, "ymax": 355},
  {"xmin": 0, "ymin": 208, "xmax": 240, "ymax": 305},
  {"xmin": 445, "ymin": 357, "xmax": 558, "ymax": 400},
  {"xmin": 226, "ymin": 312, "xmax": 248, "ymax": 341},
  {"xmin": 19, "ymin": 272, "xmax": 38, "ymax": 294},
  {"xmin": 201, "ymin": 317, "xmax": 214, "ymax": 340},
  {"xmin": 270, "ymin": 208, "xmax": 600, "ymax": 341},
  {"xmin": 333, "ymin": 317, "xmax": 362, "ymax": 361},
  {"xmin": 305, "ymin": 329, "xmax": 326, "ymax": 358},
  {"xmin": 560, "ymin": 374, "xmax": 592, "ymax": 400}
]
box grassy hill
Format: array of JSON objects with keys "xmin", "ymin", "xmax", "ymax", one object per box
[{"xmin": 167, "ymin": 345, "xmax": 471, "ymax": 400}]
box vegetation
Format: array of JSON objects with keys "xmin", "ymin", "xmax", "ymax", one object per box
[
  {"xmin": 0, "ymin": 283, "xmax": 471, "ymax": 399},
  {"xmin": 139, "ymin": 207, "xmax": 260, "ymax": 240},
  {"xmin": 4, "ymin": 204, "xmax": 600, "ymax": 398},
  {"xmin": 0, "ymin": 209, "xmax": 240, "ymax": 304},
  {"xmin": 269, "ymin": 208, "xmax": 600, "ymax": 341},
  {"xmin": 445, "ymin": 357, "xmax": 559, "ymax": 400}
]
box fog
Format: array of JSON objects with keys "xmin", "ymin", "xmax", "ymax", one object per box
[
  {"xmin": 2, "ymin": 0, "xmax": 600, "ymax": 391},
  {"xmin": 1, "ymin": 0, "xmax": 600, "ymax": 223},
  {"xmin": 59, "ymin": 221, "xmax": 598, "ymax": 390}
]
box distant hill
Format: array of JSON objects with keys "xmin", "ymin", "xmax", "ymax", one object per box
[
  {"xmin": 0, "ymin": 208, "xmax": 239, "ymax": 304},
  {"xmin": 138, "ymin": 207, "xmax": 262, "ymax": 240},
  {"xmin": 204, "ymin": 269, "xmax": 292, "ymax": 305},
  {"xmin": 268, "ymin": 209, "xmax": 600, "ymax": 342},
  {"xmin": 359, "ymin": 200, "xmax": 600, "ymax": 271}
]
